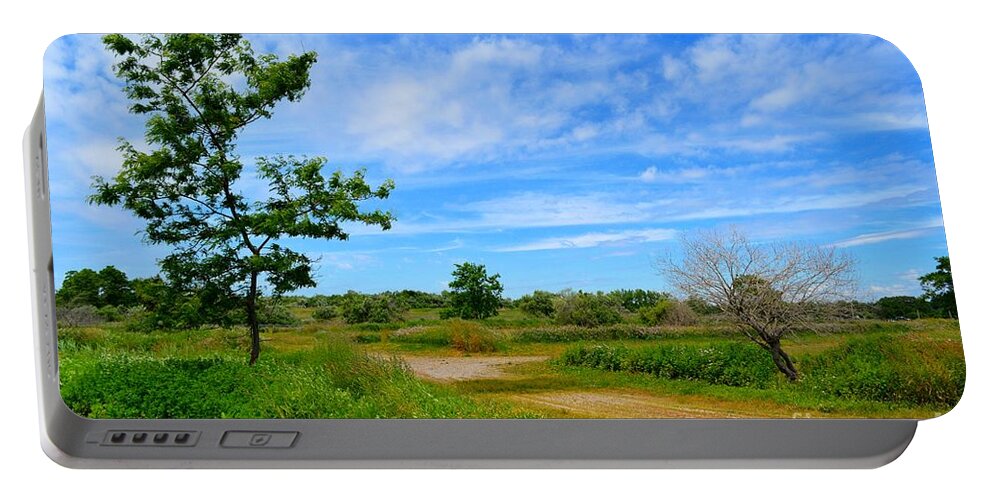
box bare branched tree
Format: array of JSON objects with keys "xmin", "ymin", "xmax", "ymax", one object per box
[{"xmin": 656, "ymin": 227, "xmax": 856, "ymax": 381}]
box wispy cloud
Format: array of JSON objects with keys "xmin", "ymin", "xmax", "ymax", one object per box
[
  {"xmin": 830, "ymin": 220, "xmax": 944, "ymax": 248},
  {"xmin": 496, "ymin": 228, "xmax": 677, "ymax": 252},
  {"xmin": 638, "ymin": 165, "xmax": 710, "ymax": 183}
]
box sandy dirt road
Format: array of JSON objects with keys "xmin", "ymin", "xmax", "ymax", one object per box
[
  {"xmin": 390, "ymin": 354, "xmax": 801, "ymax": 418},
  {"xmin": 398, "ymin": 355, "xmax": 549, "ymax": 381}
]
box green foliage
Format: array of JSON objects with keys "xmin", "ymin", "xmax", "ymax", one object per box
[
  {"xmin": 256, "ymin": 298, "xmax": 299, "ymax": 326},
  {"xmin": 802, "ymin": 335, "xmax": 965, "ymax": 406},
  {"xmin": 97, "ymin": 266, "xmax": 136, "ymax": 307},
  {"xmin": 684, "ymin": 296, "xmax": 721, "ymax": 315},
  {"xmin": 56, "ymin": 269, "xmax": 101, "ymax": 307},
  {"xmin": 554, "ymin": 291, "xmax": 624, "ymax": 327},
  {"xmin": 514, "ymin": 324, "xmax": 723, "ymax": 342},
  {"xmin": 606, "ymin": 289, "xmax": 669, "ymax": 312},
  {"xmin": 96, "ymin": 305, "xmax": 123, "ymax": 322},
  {"xmin": 442, "ymin": 262, "xmax": 504, "ymax": 320},
  {"xmin": 638, "ymin": 299, "xmax": 698, "ymax": 326},
  {"xmin": 393, "ymin": 290, "xmax": 447, "ymax": 309},
  {"xmin": 516, "ymin": 290, "xmax": 556, "ymax": 318},
  {"xmin": 312, "ymin": 306, "xmax": 338, "ymax": 321},
  {"xmin": 94, "ymin": 34, "xmax": 396, "ymax": 362},
  {"xmin": 59, "ymin": 340, "xmax": 529, "ymax": 419},
  {"xmin": 875, "ymin": 296, "xmax": 930, "ymax": 320},
  {"xmin": 561, "ymin": 342, "xmax": 777, "ymax": 388},
  {"xmin": 919, "ymin": 256, "xmax": 956, "ymax": 318},
  {"xmin": 56, "ymin": 266, "xmax": 136, "ymax": 308},
  {"xmin": 342, "ymin": 293, "xmax": 408, "ymax": 324}
]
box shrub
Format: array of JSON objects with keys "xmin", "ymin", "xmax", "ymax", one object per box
[
  {"xmin": 802, "ymin": 335, "xmax": 965, "ymax": 407},
  {"xmin": 606, "ymin": 289, "xmax": 669, "ymax": 312},
  {"xmin": 516, "ymin": 291, "xmax": 556, "ymax": 318},
  {"xmin": 684, "ymin": 296, "xmax": 722, "ymax": 315},
  {"xmin": 342, "ymin": 294, "xmax": 408, "ymax": 324},
  {"xmin": 96, "ymin": 305, "xmax": 123, "ymax": 322},
  {"xmin": 638, "ymin": 299, "xmax": 698, "ymax": 326},
  {"xmin": 312, "ymin": 306, "xmax": 338, "ymax": 321},
  {"xmin": 257, "ymin": 299, "xmax": 299, "ymax": 326},
  {"xmin": 554, "ymin": 291, "xmax": 624, "ymax": 327},
  {"xmin": 56, "ymin": 305, "xmax": 103, "ymax": 328},
  {"xmin": 445, "ymin": 320, "xmax": 501, "ymax": 353},
  {"xmin": 514, "ymin": 324, "xmax": 723, "ymax": 342},
  {"xmin": 561, "ymin": 341, "xmax": 777, "ymax": 388}
]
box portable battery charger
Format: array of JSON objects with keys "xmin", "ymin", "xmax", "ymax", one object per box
[{"xmin": 25, "ymin": 33, "xmax": 963, "ymax": 468}]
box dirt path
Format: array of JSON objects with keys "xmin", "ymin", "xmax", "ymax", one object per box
[
  {"xmin": 398, "ymin": 355, "xmax": 549, "ymax": 381},
  {"xmin": 392, "ymin": 354, "xmax": 807, "ymax": 418},
  {"xmin": 507, "ymin": 390, "xmax": 774, "ymax": 418}
]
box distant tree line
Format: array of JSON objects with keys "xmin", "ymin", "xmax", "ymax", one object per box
[
  {"xmin": 55, "ymin": 255, "xmax": 956, "ymax": 330},
  {"xmin": 55, "ymin": 266, "xmax": 297, "ymax": 330},
  {"xmin": 873, "ymin": 256, "xmax": 957, "ymax": 320}
]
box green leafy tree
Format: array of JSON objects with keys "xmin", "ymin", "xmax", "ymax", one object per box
[
  {"xmin": 875, "ymin": 296, "xmax": 930, "ymax": 320},
  {"xmin": 56, "ymin": 265, "xmax": 136, "ymax": 308},
  {"xmin": 56, "ymin": 268, "xmax": 103, "ymax": 307},
  {"xmin": 919, "ymin": 256, "xmax": 957, "ymax": 318},
  {"xmin": 93, "ymin": 34, "xmax": 395, "ymax": 363},
  {"xmin": 97, "ymin": 266, "xmax": 136, "ymax": 307},
  {"xmin": 442, "ymin": 262, "xmax": 504, "ymax": 320}
]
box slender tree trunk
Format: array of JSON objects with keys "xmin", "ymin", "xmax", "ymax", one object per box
[
  {"xmin": 768, "ymin": 338, "xmax": 799, "ymax": 381},
  {"xmin": 247, "ymin": 271, "xmax": 261, "ymax": 365}
]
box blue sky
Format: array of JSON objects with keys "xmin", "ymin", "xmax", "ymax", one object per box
[{"xmin": 44, "ymin": 34, "xmax": 949, "ymax": 299}]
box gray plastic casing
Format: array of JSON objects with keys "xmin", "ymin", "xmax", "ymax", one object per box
[{"xmin": 24, "ymin": 97, "xmax": 917, "ymax": 468}]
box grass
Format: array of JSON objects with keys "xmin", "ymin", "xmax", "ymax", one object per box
[
  {"xmin": 57, "ymin": 308, "xmax": 965, "ymax": 420},
  {"xmin": 58, "ymin": 326, "xmax": 534, "ymax": 419}
]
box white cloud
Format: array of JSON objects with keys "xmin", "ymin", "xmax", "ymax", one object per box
[
  {"xmin": 496, "ymin": 228, "xmax": 677, "ymax": 252},
  {"xmin": 639, "ymin": 166, "xmax": 660, "ymax": 182},
  {"xmin": 424, "ymin": 239, "xmax": 465, "ymax": 253},
  {"xmin": 662, "ymin": 34, "xmax": 927, "ymax": 136},
  {"xmin": 865, "ymin": 268, "xmax": 926, "ymax": 299},
  {"xmin": 660, "ymin": 54, "xmax": 687, "ymax": 81},
  {"xmin": 313, "ymin": 252, "xmax": 376, "ymax": 272},
  {"xmin": 830, "ymin": 221, "xmax": 944, "ymax": 249},
  {"xmin": 638, "ymin": 165, "xmax": 710, "ymax": 183}
]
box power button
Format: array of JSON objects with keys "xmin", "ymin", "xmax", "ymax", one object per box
[{"xmin": 220, "ymin": 431, "xmax": 298, "ymax": 448}]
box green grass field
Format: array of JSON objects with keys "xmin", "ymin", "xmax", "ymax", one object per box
[{"xmin": 57, "ymin": 307, "xmax": 965, "ymax": 419}]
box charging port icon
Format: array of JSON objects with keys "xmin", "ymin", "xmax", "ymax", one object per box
[{"xmin": 249, "ymin": 434, "xmax": 272, "ymax": 446}]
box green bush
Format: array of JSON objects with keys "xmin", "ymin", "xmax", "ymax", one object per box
[
  {"xmin": 638, "ymin": 299, "xmax": 698, "ymax": 326},
  {"xmin": 514, "ymin": 324, "xmax": 719, "ymax": 343},
  {"xmin": 312, "ymin": 306, "xmax": 338, "ymax": 321},
  {"xmin": 561, "ymin": 341, "xmax": 777, "ymax": 388},
  {"xmin": 606, "ymin": 289, "xmax": 669, "ymax": 312},
  {"xmin": 516, "ymin": 291, "xmax": 556, "ymax": 318},
  {"xmin": 254, "ymin": 298, "xmax": 298, "ymax": 326},
  {"xmin": 95, "ymin": 305, "xmax": 123, "ymax": 322},
  {"xmin": 554, "ymin": 291, "xmax": 624, "ymax": 327},
  {"xmin": 342, "ymin": 294, "xmax": 408, "ymax": 324},
  {"xmin": 59, "ymin": 341, "xmax": 532, "ymax": 419},
  {"xmin": 801, "ymin": 335, "xmax": 965, "ymax": 406}
]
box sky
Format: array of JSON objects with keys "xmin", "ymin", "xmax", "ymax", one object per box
[{"xmin": 43, "ymin": 34, "xmax": 950, "ymax": 299}]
